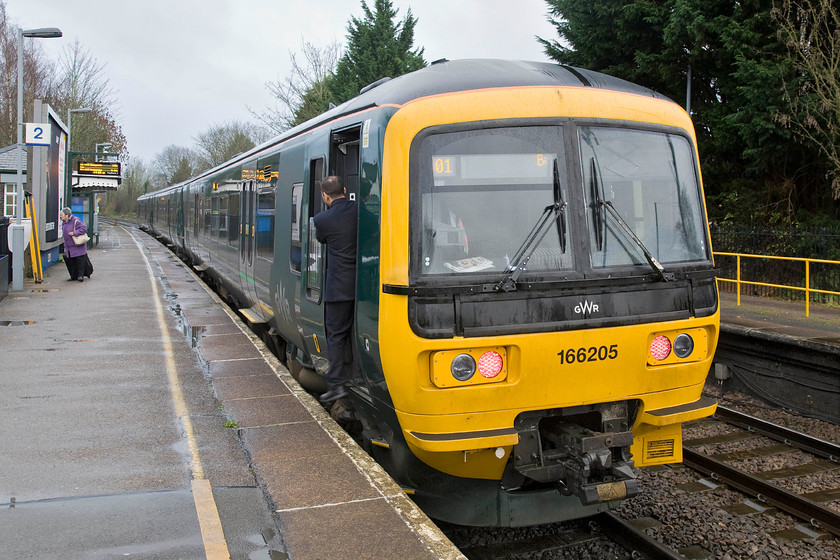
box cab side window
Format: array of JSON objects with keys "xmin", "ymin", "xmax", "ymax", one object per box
[
  {"xmin": 290, "ymin": 183, "xmax": 303, "ymax": 273},
  {"xmin": 306, "ymin": 158, "xmax": 325, "ymax": 300}
]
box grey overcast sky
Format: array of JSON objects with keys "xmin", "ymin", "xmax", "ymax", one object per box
[{"xmin": 10, "ymin": 1, "xmax": 557, "ymax": 162}]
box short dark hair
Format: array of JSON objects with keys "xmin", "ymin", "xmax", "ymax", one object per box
[{"xmin": 320, "ymin": 176, "xmax": 344, "ymax": 197}]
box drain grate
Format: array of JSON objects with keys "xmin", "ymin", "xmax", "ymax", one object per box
[{"xmin": 0, "ymin": 321, "xmax": 36, "ymax": 326}]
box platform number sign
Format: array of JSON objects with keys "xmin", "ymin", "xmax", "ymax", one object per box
[{"xmin": 25, "ymin": 123, "xmax": 52, "ymax": 147}]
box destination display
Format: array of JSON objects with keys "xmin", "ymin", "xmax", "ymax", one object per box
[
  {"xmin": 77, "ymin": 161, "xmax": 121, "ymax": 176},
  {"xmin": 432, "ymin": 153, "xmax": 555, "ymax": 186}
]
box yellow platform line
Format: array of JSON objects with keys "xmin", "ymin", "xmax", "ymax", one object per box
[{"xmin": 130, "ymin": 229, "xmax": 230, "ymax": 560}]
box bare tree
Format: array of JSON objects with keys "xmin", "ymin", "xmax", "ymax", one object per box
[
  {"xmin": 251, "ymin": 39, "xmax": 341, "ymax": 133},
  {"xmin": 774, "ymin": 0, "xmax": 840, "ymax": 197},
  {"xmin": 0, "ymin": 1, "xmax": 56, "ymax": 147},
  {"xmin": 152, "ymin": 145, "xmax": 197, "ymax": 189},
  {"xmin": 193, "ymin": 120, "xmax": 270, "ymax": 169},
  {"xmin": 47, "ymin": 38, "xmax": 126, "ymax": 157},
  {"xmin": 100, "ymin": 156, "xmax": 153, "ymax": 216}
]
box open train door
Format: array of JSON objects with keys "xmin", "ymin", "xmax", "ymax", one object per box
[
  {"xmin": 295, "ymin": 125, "xmax": 368, "ymax": 397},
  {"xmin": 296, "ymin": 156, "xmax": 330, "ymax": 375},
  {"xmin": 327, "ymin": 126, "xmax": 370, "ymax": 395}
]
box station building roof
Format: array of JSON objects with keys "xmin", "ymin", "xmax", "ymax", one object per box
[{"xmin": 0, "ymin": 144, "xmax": 27, "ymax": 174}]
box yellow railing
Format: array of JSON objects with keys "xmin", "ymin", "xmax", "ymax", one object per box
[{"xmin": 714, "ymin": 252, "xmax": 840, "ymax": 317}]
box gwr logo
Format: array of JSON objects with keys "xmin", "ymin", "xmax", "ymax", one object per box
[{"xmin": 574, "ymin": 300, "xmax": 600, "ymax": 315}]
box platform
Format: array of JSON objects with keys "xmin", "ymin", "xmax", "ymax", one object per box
[
  {"xmin": 717, "ymin": 291, "xmax": 840, "ymax": 424},
  {"xmin": 0, "ymin": 222, "xmax": 463, "ymax": 560},
  {"xmin": 719, "ymin": 290, "xmax": 840, "ymax": 346}
]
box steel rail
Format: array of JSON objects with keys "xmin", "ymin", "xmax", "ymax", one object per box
[
  {"xmin": 594, "ymin": 512, "xmax": 686, "ymax": 560},
  {"xmin": 715, "ymin": 405, "xmax": 840, "ymax": 462},
  {"xmin": 683, "ymin": 448, "xmax": 840, "ymax": 538}
]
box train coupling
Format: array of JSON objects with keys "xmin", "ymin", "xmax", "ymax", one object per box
[{"xmin": 513, "ymin": 403, "xmax": 640, "ymax": 505}]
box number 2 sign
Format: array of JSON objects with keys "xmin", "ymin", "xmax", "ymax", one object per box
[{"xmin": 25, "ymin": 123, "xmax": 52, "ymax": 146}]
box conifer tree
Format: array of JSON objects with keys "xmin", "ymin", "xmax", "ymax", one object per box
[
  {"xmin": 330, "ymin": 0, "xmax": 426, "ymax": 104},
  {"xmin": 538, "ymin": 0, "xmax": 833, "ymax": 223}
]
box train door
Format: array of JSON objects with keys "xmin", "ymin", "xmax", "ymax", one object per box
[
  {"xmin": 328, "ymin": 126, "xmax": 369, "ymax": 393},
  {"xmin": 296, "ymin": 125, "xmax": 369, "ymax": 394},
  {"xmin": 238, "ymin": 179, "xmax": 266, "ymax": 320},
  {"xmin": 297, "ymin": 157, "xmax": 329, "ymax": 372}
]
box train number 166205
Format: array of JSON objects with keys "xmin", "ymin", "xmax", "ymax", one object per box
[{"xmin": 557, "ymin": 345, "xmax": 618, "ymax": 365}]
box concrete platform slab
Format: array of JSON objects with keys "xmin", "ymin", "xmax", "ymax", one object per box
[{"xmin": 212, "ymin": 374, "xmax": 290, "ymax": 400}]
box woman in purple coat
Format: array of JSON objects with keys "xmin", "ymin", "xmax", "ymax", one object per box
[{"xmin": 60, "ymin": 207, "xmax": 94, "ymax": 282}]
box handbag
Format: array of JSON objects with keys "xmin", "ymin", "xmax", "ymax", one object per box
[{"xmin": 72, "ymin": 219, "xmax": 90, "ymax": 245}]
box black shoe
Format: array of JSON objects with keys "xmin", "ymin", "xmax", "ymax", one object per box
[
  {"xmin": 77, "ymin": 277, "xmax": 84, "ymax": 282},
  {"xmin": 319, "ymin": 387, "xmax": 347, "ymax": 403}
]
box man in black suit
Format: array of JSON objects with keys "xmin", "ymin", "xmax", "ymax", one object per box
[{"xmin": 313, "ymin": 176, "xmax": 357, "ymax": 402}]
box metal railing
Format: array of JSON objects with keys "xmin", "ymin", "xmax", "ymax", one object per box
[{"xmin": 714, "ymin": 252, "xmax": 840, "ymax": 317}]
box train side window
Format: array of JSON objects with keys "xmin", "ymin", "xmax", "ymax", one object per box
[
  {"xmin": 229, "ymin": 191, "xmax": 240, "ymax": 246},
  {"xmin": 257, "ymin": 185, "xmax": 275, "ymax": 261},
  {"xmin": 194, "ymin": 193, "xmax": 200, "ymax": 238},
  {"xmin": 306, "ymin": 158, "xmax": 325, "ymax": 301},
  {"xmin": 219, "ymin": 195, "xmax": 228, "ymax": 239},
  {"xmin": 290, "ymin": 183, "xmax": 303, "ymax": 273},
  {"xmin": 211, "ymin": 196, "xmax": 220, "ymax": 237},
  {"xmin": 203, "ymin": 197, "xmax": 211, "ymax": 236}
]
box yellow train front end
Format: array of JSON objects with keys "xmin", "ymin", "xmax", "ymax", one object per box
[{"xmin": 376, "ymin": 78, "xmax": 719, "ymax": 526}]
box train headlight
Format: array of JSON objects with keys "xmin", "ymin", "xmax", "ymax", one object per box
[
  {"xmin": 649, "ymin": 335, "xmax": 671, "ymax": 361},
  {"xmin": 451, "ymin": 354, "xmax": 477, "ymax": 381},
  {"xmin": 433, "ymin": 347, "xmax": 508, "ymax": 387},
  {"xmin": 673, "ymin": 333, "xmax": 694, "ymax": 358},
  {"xmin": 477, "ymin": 351, "xmax": 503, "ymax": 378}
]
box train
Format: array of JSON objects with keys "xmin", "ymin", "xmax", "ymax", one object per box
[{"xmin": 138, "ymin": 59, "xmax": 719, "ymax": 527}]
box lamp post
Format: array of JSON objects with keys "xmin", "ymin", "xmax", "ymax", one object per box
[{"xmin": 11, "ymin": 26, "xmax": 62, "ymax": 291}]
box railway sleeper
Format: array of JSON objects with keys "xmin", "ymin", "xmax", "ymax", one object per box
[{"xmin": 512, "ymin": 402, "xmax": 639, "ymax": 505}]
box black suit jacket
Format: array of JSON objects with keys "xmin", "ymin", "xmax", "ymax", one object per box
[{"xmin": 313, "ymin": 197, "xmax": 358, "ymax": 302}]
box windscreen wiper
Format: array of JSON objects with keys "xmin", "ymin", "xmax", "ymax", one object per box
[
  {"xmin": 554, "ymin": 158, "xmax": 567, "ymax": 254},
  {"xmin": 597, "ymin": 199, "xmax": 674, "ymax": 282},
  {"xmin": 492, "ymin": 201, "xmax": 567, "ymax": 292},
  {"xmin": 492, "ymin": 158, "xmax": 568, "ymax": 292},
  {"xmin": 590, "ymin": 157, "xmax": 605, "ymax": 251}
]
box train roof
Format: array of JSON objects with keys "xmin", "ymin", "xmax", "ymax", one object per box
[
  {"xmin": 340, "ymin": 58, "xmax": 669, "ymax": 110},
  {"xmin": 140, "ymin": 59, "xmax": 672, "ymax": 199}
]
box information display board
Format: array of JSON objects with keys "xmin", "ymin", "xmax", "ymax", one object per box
[{"xmin": 77, "ymin": 161, "xmax": 121, "ymax": 177}]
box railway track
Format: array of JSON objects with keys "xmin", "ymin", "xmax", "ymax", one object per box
[
  {"xmin": 682, "ymin": 405, "xmax": 840, "ymax": 539},
  {"xmin": 448, "ymin": 513, "xmax": 686, "ymax": 560}
]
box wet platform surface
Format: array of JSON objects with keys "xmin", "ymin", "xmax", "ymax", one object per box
[
  {"xmin": 719, "ymin": 291, "xmax": 840, "ymax": 347},
  {"xmin": 0, "ymin": 223, "xmax": 462, "ymax": 560}
]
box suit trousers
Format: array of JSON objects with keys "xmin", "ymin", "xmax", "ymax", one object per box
[{"xmin": 324, "ymin": 300, "xmax": 354, "ymax": 390}]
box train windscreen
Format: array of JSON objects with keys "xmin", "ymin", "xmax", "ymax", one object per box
[
  {"xmin": 579, "ymin": 127, "xmax": 707, "ymax": 268},
  {"xmin": 415, "ymin": 126, "xmax": 572, "ymax": 276}
]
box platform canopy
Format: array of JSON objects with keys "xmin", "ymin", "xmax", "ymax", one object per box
[
  {"xmin": 72, "ymin": 159, "xmax": 121, "ymax": 194},
  {"xmin": 71, "ymin": 174, "xmax": 120, "ymax": 194}
]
